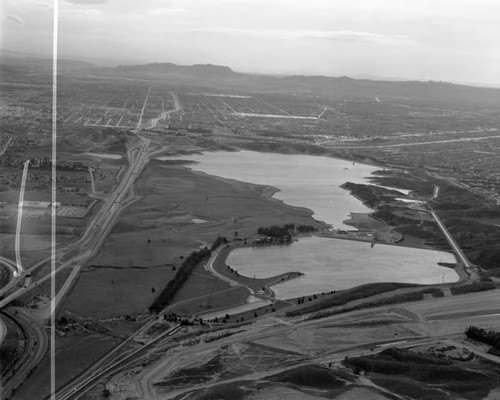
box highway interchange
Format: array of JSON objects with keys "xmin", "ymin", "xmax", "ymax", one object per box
[{"xmin": 0, "ymin": 92, "xmax": 180, "ymax": 398}]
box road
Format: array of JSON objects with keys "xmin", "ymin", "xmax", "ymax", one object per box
[
  {"xmin": 0, "ymin": 256, "xmax": 22, "ymax": 298},
  {"xmin": 136, "ymin": 87, "xmax": 152, "ymax": 129},
  {"xmin": 432, "ymin": 185, "xmax": 439, "ymax": 200},
  {"xmin": 0, "ymin": 137, "xmax": 13, "ymax": 158},
  {"xmin": 0, "ymin": 118, "xmax": 154, "ymax": 395},
  {"xmin": 205, "ymin": 246, "xmax": 243, "ymax": 290},
  {"xmin": 319, "ymin": 134, "xmax": 500, "ymax": 148},
  {"xmin": 430, "ymin": 207, "xmax": 473, "ymax": 271},
  {"xmin": 15, "ymin": 160, "xmax": 30, "ymax": 277},
  {"xmin": 0, "ymin": 317, "xmax": 5, "ymax": 346},
  {"xmin": 134, "ymin": 288, "xmax": 500, "ymax": 400},
  {"xmin": 142, "ymin": 92, "xmax": 182, "ymax": 130},
  {"xmin": 52, "ymin": 324, "xmax": 181, "ymax": 400},
  {"xmin": 0, "ymin": 308, "xmax": 48, "ymax": 399}
]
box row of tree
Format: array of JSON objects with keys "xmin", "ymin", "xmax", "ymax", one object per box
[
  {"xmin": 149, "ymin": 236, "xmax": 229, "ymax": 314},
  {"xmin": 149, "ymin": 248, "xmax": 211, "ymax": 313},
  {"xmin": 465, "ymin": 325, "xmax": 500, "ymax": 350}
]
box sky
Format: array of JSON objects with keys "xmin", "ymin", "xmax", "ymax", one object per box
[{"xmin": 2, "ymin": 0, "xmax": 500, "ymax": 85}]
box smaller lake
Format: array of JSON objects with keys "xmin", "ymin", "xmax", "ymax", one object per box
[{"xmin": 227, "ymin": 237, "xmax": 459, "ymax": 299}]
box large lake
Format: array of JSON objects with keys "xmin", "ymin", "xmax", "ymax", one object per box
[
  {"xmin": 161, "ymin": 150, "xmax": 459, "ymax": 297},
  {"xmin": 227, "ymin": 237, "xmax": 458, "ymax": 299},
  {"xmin": 162, "ymin": 150, "xmax": 380, "ymax": 230}
]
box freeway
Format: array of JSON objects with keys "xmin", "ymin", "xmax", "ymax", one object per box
[
  {"xmin": 0, "ymin": 317, "xmax": 5, "ymax": 346},
  {"xmin": 0, "ymin": 127, "xmax": 153, "ymax": 395},
  {"xmin": 142, "ymin": 92, "xmax": 182, "ymax": 130},
  {"xmin": 14, "ymin": 160, "xmax": 30, "ymax": 277},
  {"xmin": 0, "ymin": 135, "xmax": 151, "ymax": 313},
  {"xmin": 53, "ymin": 324, "xmax": 181, "ymax": 400},
  {"xmin": 0, "ymin": 308, "xmax": 48, "ymax": 399},
  {"xmin": 0, "ymin": 92, "xmax": 189, "ymax": 397},
  {"xmin": 0, "ymin": 256, "xmax": 21, "ymax": 298}
]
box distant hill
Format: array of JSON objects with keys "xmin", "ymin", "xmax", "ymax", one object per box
[
  {"xmin": 102, "ymin": 61, "xmax": 500, "ymax": 109},
  {"xmin": 0, "ymin": 49, "xmax": 94, "ymax": 78},
  {"xmin": 280, "ymin": 75, "xmax": 500, "ymax": 109},
  {"xmin": 2, "ymin": 52, "xmax": 500, "ymax": 110}
]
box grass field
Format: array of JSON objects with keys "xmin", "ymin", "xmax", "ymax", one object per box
[
  {"xmin": 59, "ymin": 264, "xmax": 177, "ymax": 319},
  {"xmin": 168, "ymin": 261, "xmax": 249, "ymax": 316},
  {"xmin": 14, "ymin": 331, "xmax": 122, "ymax": 400}
]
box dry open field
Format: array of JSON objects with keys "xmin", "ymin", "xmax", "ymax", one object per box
[
  {"xmin": 58, "ymin": 264, "xmax": 178, "ymax": 319},
  {"xmin": 72, "ymin": 159, "xmax": 324, "ymax": 319}
]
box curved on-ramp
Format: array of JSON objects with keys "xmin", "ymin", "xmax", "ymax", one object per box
[{"xmin": 0, "ymin": 316, "xmax": 6, "ymax": 345}]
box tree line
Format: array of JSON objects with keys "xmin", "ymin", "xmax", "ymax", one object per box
[
  {"xmin": 149, "ymin": 236, "xmax": 227, "ymax": 313},
  {"xmin": 257, "ymin": 223, "xmax": 316, "ymax": 238},
  {"xmin": 465, "ymin": 325, "xmax": 500, "ymax": 350}
]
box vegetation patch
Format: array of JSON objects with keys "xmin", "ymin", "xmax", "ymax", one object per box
[
  {"xmin": 149, "ymin": 247, "xmax": 212, "ymax": 313},
  {"xmin": 286, "ymin": 282, "xmax": 418, "ymax": 317},
  {"xmin": 155, "ymin": 354, "xmax": 223, "ymax": 388},
  {"xmin": 268, "ymin": 364, "xmax": 345, "ymax": 389},
  {"xmin": 450, "ymin": 282, "xmax": 495, "ymax": 295},
  {"xmin": 465, "ymin": 325, "xmax": 500, "ymax": 355}
]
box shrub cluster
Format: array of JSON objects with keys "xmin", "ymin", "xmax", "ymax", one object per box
[
  {"xmin": 256, "ymin": 223, "xmax": 316, "ymax": 238},
  {"xmin": 450, "ymin": 282, "xmax": 495, "ymax": 295},
  {"xmin": 465, "ymin": 325, "xmax": 500, "ymax": 351},
  {"xmin": 286, "ymin": 282, "xmax": 417, "ymax": 317}
]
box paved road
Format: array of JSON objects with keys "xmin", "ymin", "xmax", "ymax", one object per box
[
  {"xmin": 0, "ymin": 308, "xmax": 48, "ymax": 398},
  {"xmin": 0, "ymin": 137, "xmax": 13, "ymax": 158},
  {"xmin": 319, "ymin": 134, "xmax": 500, "ymax": 148},
  {"xmin": 0, "ymin": 128, "xmax": 153, "ymax": 395},
  {"xmin": 53, "ymin": 324, "xmax": 180, "ymax": 400},
  {"xmin": 15, "ymin": 160, "xmax": 30, "ymax": 277},
  {"xmin": 0, "ymin": 256, "xmax": 23, "ymax": 298},
  {"xmin": 0, "ymin": 316, "xmax": 5, "ymax": 345},
  {"xmin": 136, "ymin": 87, "xmax": 152, "ymax": 129},
  {"xmin": 430, "ymin": 208, "xmax": 472, "ymax": 270}
]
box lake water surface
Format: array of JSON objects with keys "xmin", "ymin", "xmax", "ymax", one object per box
[
  {"xmin": 161, "ymin": 150, "xmax": 458, "ymax": 298},
  {"xmin": 227, "ymin": 237, "xmax": 458, "ymax": 299},
  {"xmin": 162, "ymin": 150, "xmax": 382, "ymax": 230}
]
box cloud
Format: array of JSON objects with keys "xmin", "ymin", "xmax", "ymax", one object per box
[
  {"xmin": 63, "ymin": 0, "xmax": 107, "ymax": 4},
  {"xmin": 290, "ymin": 30, "xmax": 408, "ymax": 46},
  {"xmin": 30, "ymin": 1, "xmax": 52, "ymax": 8},
  {"xmin": 7, "ymin": 14, "xmax": 24, "ymax": 25},
  {"xmin": 193, "ymin": 27, "xmax": 407, "ymax": 46}
]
